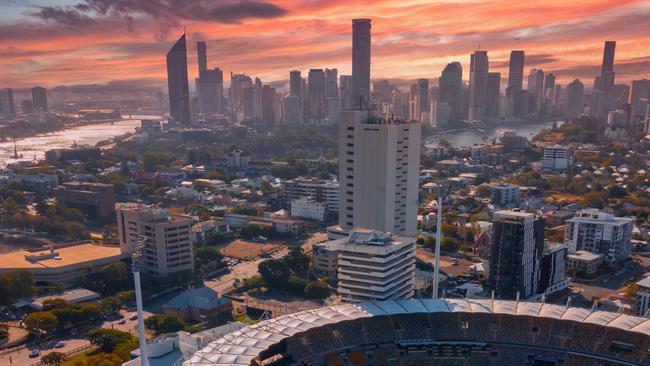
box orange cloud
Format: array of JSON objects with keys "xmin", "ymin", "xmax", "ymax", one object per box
[{"xmin": 0, "ymin": 0, "xmax": 648, "ymax": 89}]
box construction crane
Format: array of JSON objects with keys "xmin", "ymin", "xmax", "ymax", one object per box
[{"xmin": 0, "ymin": 139, "xmax": 23, "ymax": 159}]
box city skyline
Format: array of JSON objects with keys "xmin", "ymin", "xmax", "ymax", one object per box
[{"xmin": 1, "ymin": 1, "xmax": 650, "ymax": 89}]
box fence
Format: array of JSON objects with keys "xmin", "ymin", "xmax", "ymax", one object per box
[{"xmin": 22, "ymin": 343, "xmax": 95, "ymax": 366}]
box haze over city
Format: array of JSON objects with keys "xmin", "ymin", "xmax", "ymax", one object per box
[{"xmin": 1, "ymin": 0, "xmax": 650, "ymax": 88}]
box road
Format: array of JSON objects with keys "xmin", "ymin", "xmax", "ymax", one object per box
[
  {"xmin": 205, "ymin": 232, "xmax": 326, "ymax": 294},
  {"xmin": 0, "ymin": 309, "xmax": 150, "ymax": 366}
]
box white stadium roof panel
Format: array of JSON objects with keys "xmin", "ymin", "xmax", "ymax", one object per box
[{"xmin": 183, "ymin": 299, "xmax": 650, "ymax": 366}]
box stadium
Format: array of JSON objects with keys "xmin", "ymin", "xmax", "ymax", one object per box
[{"xmin": 183, "ymin": 298, "xmax": 650, "ymax": 366}]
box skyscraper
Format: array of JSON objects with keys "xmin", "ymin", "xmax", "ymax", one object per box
[
  {"xmin": 196, "ymin": 41, "xmax": 207, "ymax": 73},
  {"xmin": 544, "ymin": 73, "xmax": 556, "ymax": 112},
  {"xmin": 488, "ymin": 210, "xmax": 544, "ymax": 299},
  {"xmin": 566, "ymin": 79, "xmax": 584, "ymax": 118},
  {"xmin": 166, "ymin": 34, "xmax": 191, "ymax": 124},
  {"xmin": 468, "ymin": 50, "xmax": 489, "ymax": 122},
  {"xmin": 352, "ymin": 19, "xmax": 371, "ymax": 109},
  {"xmin": 289, "ymin": 70, "xmax": 302, "ymax": 99},
  {"xmin": 439, "ymin": 62, "xmax": 463, "ymax": 119},
  {"xmin": 325, "ymin": 68, "xmax": 338, "ymax": 98},
  {"xmin": 338, "ymin": 111, "xmax": 421, "ymax": 236},
  {"xmin": 594, "ymin": 41, "xmax": 616, "ymax": 116},
  {"xmin": 229, "ymin": 73, "xmax": 253, "ymax": 117},
  {"xmin": 527, "ymin": 69, "xmax": 544, "ymax": 113},
  {"xmin": 416, "ymin": 78, "xmax": 429, "ymax": 122},
  {"xmin": 308, "ymin": 69, "xmax": 326, "ymax": 121},
  {"xmin": 31, "ymin": 86, "xmax": 47, "ymax": 112},
  {"xmin": 282, "ymin": 94, "xmax": 301, "ymax": 125},
  {"xmin": 340, "ymin": 75, "xmax": 354, "ymax": 110},
  {"xmin": 486, "ymin": 72, "xmax": 501, "ymax": 118},
  {"xmin": 261, "ymin": 85, "xmax": 277, "ymax": 126},
  {"xmin": 195, "ymin": 41, "xmax": 224, "ymax": 114},
  {"xmin": 506, "ymin": 51, "xmax": 525, "ymax": 97},
  {"xmin": 629, "ymin": 79, "xmax": 650, "ymax": 122},
  {"xmin": 0, "ymin": 88, "xmax": 15, "ymax": 118}
]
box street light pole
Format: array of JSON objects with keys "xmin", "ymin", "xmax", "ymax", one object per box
[
  {"xmin": 132, "ymin": 236, "xmax": 150, "ymax": 366},
  {"xmin": 433, "ymin": 186, "xmax": 443, "ymax": 299}
]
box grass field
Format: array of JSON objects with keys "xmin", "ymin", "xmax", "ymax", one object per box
[{"xmin": 218, "ymin": 239, "xmax": 282, "ymax": 260}]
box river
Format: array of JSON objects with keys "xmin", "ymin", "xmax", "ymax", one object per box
[
  {"xmin": 0, "ymin": 116, "xmax": 157, "ymax": 164},
  {"xmin": 426, "ymin": 120, "xmax": 563, "ymax": 147}
]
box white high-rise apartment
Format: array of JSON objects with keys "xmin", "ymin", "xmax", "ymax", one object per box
[
  {"xmin": 565, "ymin": 209, "xmax": 634, "ymax": 264},
  {"xmin": 116, "ymin": 203, "xmax": 194, "ymax": 277},
  {"xmin": 337, "ymin": 229, "xmax": 415, "ymax": 303},
  {"xmin": 541, "ymin": 145, "xmax": 573, "ymax": 171},
  {"xmin": 338, "ymin": 110, "xmax": 421, "ymax": 236}
]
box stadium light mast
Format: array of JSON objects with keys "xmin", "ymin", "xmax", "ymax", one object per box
[
  {"xmin": 132, "ymin": 236, "xmax": 150, "ymax": 366},
  {"xmin": 432, "ymin": 186, "xmax": 443, "ymax": 299}
]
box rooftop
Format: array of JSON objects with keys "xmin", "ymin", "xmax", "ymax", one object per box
[
  {"xmin": 567, "ymin": 250, "xmax": 604, "ymax": 261},
  {"xmin": 0, "ymin": 243, "xmax": 123, "ymax": 271}
]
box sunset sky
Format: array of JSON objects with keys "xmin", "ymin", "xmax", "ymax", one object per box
[{"xmin": 1, "ymin": 0, "xmax": 649, "ymax": 90}]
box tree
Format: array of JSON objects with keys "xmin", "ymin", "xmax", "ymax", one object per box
[
  {"xmin": 440, "ymin": 237, "xmax": 460, "ymax": 253},
  {"xmin": 305, "ymin": 280, "xmax": 330, "ymax": 299},
  {"xmin": 42, "ymin": 298, "xmax": 69, "ymax": 311},
  {"xmin": 86, "ymin": 328, "xmax": 134, "ymax": 353},
  {"xmin": 144, "ymin": 314, "xmax": 186, "ymax": 335},
  {"xmin": 283, "ymin": 246, "xmax": 310, "ymax": 275},
  {"xmin": 195, "ymin": 246, "xmax": 226, "ymax": 274},
  {"xmin": 258, "ymin": 259, "xmax": 290, "ymax": 289},
  {"xmin": 99, "ymin": 296, "xmax": 122, "ymax": 314},
  {"xmin": 41, "ymin": 351, "xmax": 66, "ymax": 366},
  {"xmin": 24, "ymin": 311, "xmax": 59, "ymax": 336}
]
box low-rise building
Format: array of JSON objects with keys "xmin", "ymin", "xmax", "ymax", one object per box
[
  {"xmin": 635, "ymin": 276, "xmax": 650, "ymax": 317},
  {"xmin": 490, "ymin": 183, "xmax": 520, "ymax": 206},
  {"xmin": 225, "ymin": 213, "xmax": 305, "ymax": 235},
  {"xmin": 191, "ymin": 220, "xmax": 229, "ymax": 244},
  {"xmin": 290, "ymin": 197, "xmax": 326, "ymax": 222},
  {"xmin": 0, "ymin": 242, "xmax": 124, "ymax": 289},
  {"xmin": 54, "ymin": 181, "xmax": 115, "ymax": 220},
  {"xmin": 566, "ymin": 250, "xmax": 604, "ymax": 274},
  {"xmin": 45, "ymin": 146, "xmax": 101, "ymax": 161},
  {"xmin": 281, "ymin": 177, "xmax": 339, "ymax": 212},
  {"xmin": 163, "ymin": 286, "xmax": 231, "ymax": 323},
  {"xmin": 565, "ymin": 209, "xmax": 635, "ymax": 264},
  {"xmin": 542, "ymin": 145, "xmax": 573, "ymax": 171},
  {"xmin": 312, "ymin": 240, "xmax": 340, "ymax": 278},
  {"xmin": 337, "ymin": 229, "xmax": 416, "ymax": 303}
]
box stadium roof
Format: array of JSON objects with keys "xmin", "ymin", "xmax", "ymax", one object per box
[{"xmin": 183, "ymin": 298, "xmax": 650, "ymax": 366}]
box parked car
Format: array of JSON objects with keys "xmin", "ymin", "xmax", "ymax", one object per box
[
  {"xmin": 29, "ymin": 349, "xmax": 40, "ymax": 358},
  {"xmin": 129, "ymin": 313, "xmax": 138, "ymax": 321},
  {"xmin": 54, "ymin": 341, "xmax": 65, "ymax": 348},
  {"xmin": 118, "ymin": 319, "xmax": 127, "ymax": 325}
]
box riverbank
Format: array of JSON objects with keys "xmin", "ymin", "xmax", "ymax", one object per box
[
  {"xmin": 0, "ymin": 117, "xmax": 128, "ymax": 142},
  {"xmin": 0, "ymin": 118, "xmax": 145, "ymax": 163}
]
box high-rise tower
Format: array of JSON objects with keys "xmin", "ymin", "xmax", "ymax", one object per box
[
  {"xmin": 166, "ymin": 34, "xmax": 191, "ymax": 124},
  {"xmin": 352, "ymin": 19, "xmax": 371, "ymax": 109},
  {"xmin": 468, "ymin": 50, "xmax": 489, "ymax": 122}
]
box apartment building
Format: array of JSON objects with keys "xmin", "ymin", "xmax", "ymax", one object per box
[
  {"xmin": 116, "ymin": 203, "xmax": 193, "ymax": 277},
  {"xmin": 337, "ymin": 229, "xmax": 416, "ymax": 303},
  {"xmin": 565, "ymin": 209, "xmax": 634, "ymax": 264}
]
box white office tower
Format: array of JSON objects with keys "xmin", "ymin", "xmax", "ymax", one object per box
[
  {"xmin": 338, "ymin": 110, "xmax": 421, "ymax": 236},
  {"xmin": 337, "ymin": 229, "xmax": 415, "ymax": 302},
  {"xmin": 565, "ymin": 209, "xmax": 634, "ymax": 264},
  {"xmin": 116, "ymin": 203, "xmax": 194, "ymax": 277},
  {"xmin": 541, "ymin": 145, "xmax": 573, "ymax": 171}
]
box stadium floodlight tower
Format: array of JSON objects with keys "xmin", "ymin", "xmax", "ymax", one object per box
[
  {"xmin": 132, "ymin": 236, "xmax": 150, "ymax": 366},
  {"xmin": 432, "ymin": 183, "xmax": 445, "ymax": 299}
]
